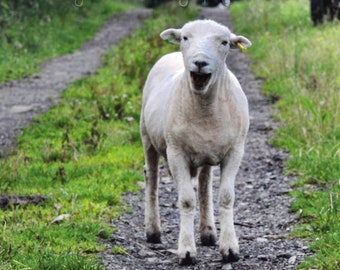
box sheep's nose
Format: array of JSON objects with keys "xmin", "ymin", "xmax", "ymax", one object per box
[{"xmin": 194, "ymin": 61, "xmax": 208, "ymax": 69}]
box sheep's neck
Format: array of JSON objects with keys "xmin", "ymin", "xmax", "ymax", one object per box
[{"xmin": 185, "ymin": 72, "xmax": 228, "ymax": 120}]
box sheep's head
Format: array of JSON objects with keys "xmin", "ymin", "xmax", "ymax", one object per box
[{"xmin": 160, "ymin": 20, "xmax": 251, "ymax": 95}]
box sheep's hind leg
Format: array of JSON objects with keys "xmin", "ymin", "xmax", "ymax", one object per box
[
  {"xmin": 144, "ymin": 143, "xmax": 161, "ymax": 243},
  {"xmin": 198, "ymin": 166, "xmax": 217, "ymax": 246}
]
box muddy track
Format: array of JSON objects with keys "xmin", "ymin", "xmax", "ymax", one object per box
[
  {"xmin": 100, "ymin": 8, "xmax": 311, "ymax": 270},
  {"xmin": 0, "ymin": 9, "xmax": 152, "ymax": 157},
  {"xmin": 0, "ymin": 7, "xmax": 311, "ymax": 270}
]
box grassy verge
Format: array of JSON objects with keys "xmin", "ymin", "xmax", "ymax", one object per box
[
  {"xmin": 0, "ymin": 3, "xmax": 199, "ymax": 270},
  {"xmin": 0, "ymin": 0, "xmax": 141, "ymax": 82},
  {"xmin": 231, "ymin": 0, "xmax": 340, "ymax": 269}
]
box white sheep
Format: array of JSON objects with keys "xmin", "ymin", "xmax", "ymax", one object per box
[{"xmin": 140, "ymin": 19, "xmax": 251, "ymax": 265}]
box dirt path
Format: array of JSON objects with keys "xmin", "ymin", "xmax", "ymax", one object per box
[
  {"xmin": 0, "ymin": 6, "xmax": 311, "ymax": 270},
  {"xmin": 101, "ymin": 8, "xmax": 311, "ymax": 270},
  {"xmin": 0, "ymin": 9, "xmax": 152, "ymax": 157}
]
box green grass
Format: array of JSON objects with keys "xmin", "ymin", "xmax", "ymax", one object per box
[
  {"xmin": 0, "ymin": 0, "xmax": 142, "ymax": 83},
  {"xmin": 0, "ymin": 3, "xmax": 199, "ymax": 270},
  {"xmin": 231, "ymin": 0, "xmax": 340, "ymax": 269}
]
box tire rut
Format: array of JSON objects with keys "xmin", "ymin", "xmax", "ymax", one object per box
[{"xmin": 0, "ymin": 9, "xmax": 152, "ymax": 157}]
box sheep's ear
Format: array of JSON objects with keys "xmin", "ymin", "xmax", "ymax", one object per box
[
  {"xmin": 160, "ymin": 28, "xmax": 182, "ymax": 44},
  {"xmin": 230, "ymin": 34, "xmax": 252, "ymax": 51}
]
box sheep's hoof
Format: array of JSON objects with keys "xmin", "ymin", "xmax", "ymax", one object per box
[
  {"xmin": 146, "ymin": 232, "xmax": 161, "ymax": 244},
  {"xmin": 201, "ymin": 233, "xmax": 216, "ymax": 246},
  {"xmin": 222, "ymin": 249, "xmax": 240, "ymax": 263},
  {"xmin": 179, "ymin": 251, "xmax": 196, "ymax": 265}
]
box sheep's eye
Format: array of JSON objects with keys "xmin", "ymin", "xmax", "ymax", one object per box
[
  {"xmin": 182, "ymin": 36, "xmax": 188, "ymax": 41},
  {"xmin": 221, "ymin": 40, "xmax": 228, "ymax": 46}
]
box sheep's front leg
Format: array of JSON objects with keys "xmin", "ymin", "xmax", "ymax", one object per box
[
  {"xmin": 168, "ymin": 151, "xmax": 196, "ymax": 265},
  {"xmin": 144, "ymin": 144, "xmax": 161, "ymax": 243},
  {"xmin": 198, "ymin": 166, "xmax": 217, "ymax": 246},
  {"xmin": 219, "ymin": 145, "xmax": 244, "ymax": 263}
]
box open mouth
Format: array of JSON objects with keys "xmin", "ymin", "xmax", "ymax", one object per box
[{"xmin": 190, "ymin": 72, "xmax": 211, "ymax": 91}]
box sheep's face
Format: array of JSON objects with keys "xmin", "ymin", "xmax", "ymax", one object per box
[{"xmin": 161, "ymin": 20, "xmax": 251, "ymax": 95}]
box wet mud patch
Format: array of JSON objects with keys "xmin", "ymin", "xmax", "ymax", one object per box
[{"xmin": 0, "ymin": 195, "xmax": 47, "ymax": 209}]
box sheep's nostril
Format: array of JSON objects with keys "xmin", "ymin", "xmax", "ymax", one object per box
[{"xmin": 194, "ymin": 61, "xmax": 208, "ymax": 69}]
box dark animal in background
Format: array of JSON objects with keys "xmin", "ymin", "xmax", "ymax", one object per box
[{"xmin": 310, "ymin": 0, "xmax": 340, "ymax": 25}]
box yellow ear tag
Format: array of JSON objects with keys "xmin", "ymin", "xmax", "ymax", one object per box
[{"xmin": 237, "ymin": 42, "xmax": 247, "ymax": 52}]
